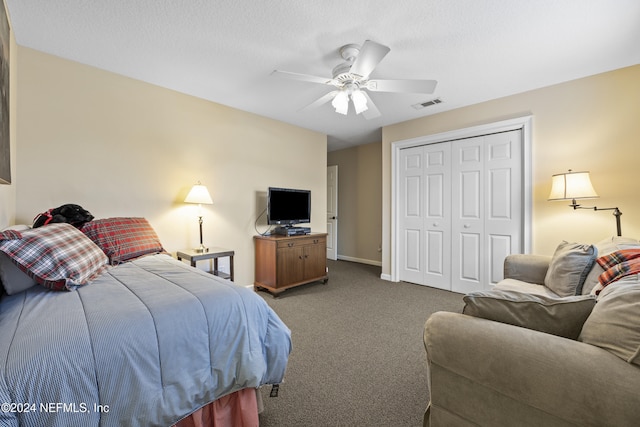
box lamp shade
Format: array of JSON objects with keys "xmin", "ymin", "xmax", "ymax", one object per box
[
  {"xmin": 185, "ymin": 183, "xmax": 213, "ymax": 205},
  {"xmin": 351, "ymin": 90, "xmax": 368, "ymax": 114},
  {"xmin": 331, "ymin": 90, "xmax": 349, "ymax": 115},
  {"xmin": 548, "ymin": 171, "xmax": 599, "ymax": 201}
]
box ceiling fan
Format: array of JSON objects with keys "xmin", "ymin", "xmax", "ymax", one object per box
[{"xmin": 272, "ymin": 40, "xmax": 437, "ymax": 119}]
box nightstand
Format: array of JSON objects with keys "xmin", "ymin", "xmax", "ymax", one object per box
[{"xmin": 176, "ymin": 247, "xmax": 235, "ymax": 281}]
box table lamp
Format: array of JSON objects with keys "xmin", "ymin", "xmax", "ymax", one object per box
[{"xmin": 184, "ymin": 182, "xmax": 213, "ymax": 252}]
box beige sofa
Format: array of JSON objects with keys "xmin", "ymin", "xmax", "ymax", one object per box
[{"xmin": 423, "ymin": 237, "xmax": 640, "ymax": 426}]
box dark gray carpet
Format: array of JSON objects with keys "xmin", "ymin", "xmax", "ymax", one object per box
[{"xmin": 257, "ymin": 260, "xmax": 464, "ymax": 427}]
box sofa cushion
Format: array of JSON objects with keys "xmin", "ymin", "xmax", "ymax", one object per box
[
  {"xmin": 544, "ymin": 241, "xmax": 597, "ymax": 297},
  {"xmin": 463, "ymin": 289, "xmax": 597, "ymax": 340},
  {"xmin": 579, "ymin": 282, "xmax": 640, "ymax": 366},
  {"xmin": 582, "ymin": 236, "xmax": 640, "ymax": 295},
  {"xmin": 494, "ymin": 278, "xmax": 561, "ymax": 297}
]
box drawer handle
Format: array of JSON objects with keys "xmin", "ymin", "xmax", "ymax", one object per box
[
  {"xmin": 313, "ymin": 239, "xmax": 319, "ymax": 244},
  {"xmin": 288, "ymin": 243, "xmax": 294, "ymax": 247}
]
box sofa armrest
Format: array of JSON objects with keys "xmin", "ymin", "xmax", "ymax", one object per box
[
  {"xmin": 424, "ymin": 312, "xmax": 640, "ymax": 427},
  {"xmin": 503, "ymin": 254, "xmax": 551, "ymax": 284}
]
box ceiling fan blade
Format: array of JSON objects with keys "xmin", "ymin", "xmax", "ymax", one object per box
[
  {"xmin": 349, "ymin": 40, "xmax": 390, "ymax": 78},
  {"xmin": 300, "ymin": 91, "xmax": 338, "ymax": 111},
  {"xmin": 271, "ymin": 70, "xmax": 337, "ymax": 86},
  {"xmin": 366, "ymin": 79, "xmax": 437, "ymax": 94},
  {"xmin": 360, "ymin": 91, "xmax": 381, "ymax": 120}
]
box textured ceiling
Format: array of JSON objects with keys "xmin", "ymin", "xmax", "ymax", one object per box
[{"xmin": 5, "ymin": 0, "xmax": 640, "ymax": 151}]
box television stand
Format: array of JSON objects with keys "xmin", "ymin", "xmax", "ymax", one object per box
[
  {"xmin": 273, "ymin": 226, "xmax": 311, "ymax": 236},
  {"xmin": 254, "ymin": 233, "xmax": 328, "ymax": 296}
]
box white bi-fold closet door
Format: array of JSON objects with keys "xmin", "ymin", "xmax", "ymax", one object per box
[{"xmin": 398, "ymin": 129, "xmax": 523, "ymax": 293}]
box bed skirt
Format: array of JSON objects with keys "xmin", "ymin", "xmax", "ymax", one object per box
[{"xmin": 172, "ymin": 388, "xmax": 260, "ymax": 427}]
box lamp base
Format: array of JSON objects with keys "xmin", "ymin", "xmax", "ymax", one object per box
[{"xmin": 193, "ymin": 244, "xmax": 209, "ymax": 253}]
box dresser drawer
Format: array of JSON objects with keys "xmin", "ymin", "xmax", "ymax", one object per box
[{"xmin": 276, "ymin": 236, "xmax": 325, "ymax": 249}]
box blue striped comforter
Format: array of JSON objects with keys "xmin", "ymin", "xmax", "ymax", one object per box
[{"xmin": 0, "ymin": 254, "xmax": 291, "ymax": 426}]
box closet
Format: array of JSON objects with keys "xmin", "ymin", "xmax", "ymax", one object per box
[{"xmin": 397, "ymin": 129, "xmax": 523, "ymax": 293}]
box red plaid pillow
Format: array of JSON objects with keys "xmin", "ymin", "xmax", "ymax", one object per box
[
  {"xmin": 597, "ymin": 249, "xmax": 640, "ymax": 270},
  {"xmin": 0, "ymin": 223, "xmax": 108, "ymax": 291},
  {"xmin": 597, "ymin": 249, "xmax": 640, "ymax": 290},
  {"xmin": 81, "ymin": 217, "xmax": 165, "ymax": 264}
]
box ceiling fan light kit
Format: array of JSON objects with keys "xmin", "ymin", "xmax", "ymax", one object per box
[
  {"xmin": 331, "ymin": 90, "xmax": 349, "ymax": 115},
  {"xmin": 351, "ymin": 90, "xmax": 368, "ymax": 114},
  {"xmin": 272, "ymin": 40, "xmax": 438, "ymax": 119}
]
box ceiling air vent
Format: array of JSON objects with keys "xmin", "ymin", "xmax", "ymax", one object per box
[{"xmin": 412, "ymin": 98, "xmax": 443, "ymax": 110}]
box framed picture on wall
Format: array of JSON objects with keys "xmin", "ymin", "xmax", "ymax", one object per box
[{"xmin": 0, "ymin": 0, "xmax": 9, "ymax": 184}]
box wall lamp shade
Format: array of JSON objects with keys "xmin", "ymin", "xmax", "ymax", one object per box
[
  {"xmin": 548, "ymin": 170, "xmax": 622, "ymax": 236},
  {"xmin": 548, "ymin": 171, "xmax": 599, "ymax": 202},
  {"xmin": 184, "ymin": 183, "xmax": 213, "ymax": 253}
]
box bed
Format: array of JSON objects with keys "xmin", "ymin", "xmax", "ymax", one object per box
[{"xmin": 0, "ymin": 218, "xmax": 291, "ymax": 427}]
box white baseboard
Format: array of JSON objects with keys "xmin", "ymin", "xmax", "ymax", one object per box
[
  {"xmin": 379, "ymin": 273, "xmax": 393, "ymax": 281},
  {"xmin": 336, "ymin": 255, "xmax": 382, "ymax": 267}
]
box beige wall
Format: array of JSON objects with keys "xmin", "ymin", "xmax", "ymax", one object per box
[
  {"xmin": 15, "ymin": 47, "xmax": 327, "ymax": 286},
  {"xmin": 0, "ymin": 4, "xmax": 16, "ymax": 228},
  {"xmin": 327, "ymin": 141, "xmax": 382, "ymax": 265},
  {"xmin": 382, "ymin": 65, "xmax": 640, "ymax": 278}
]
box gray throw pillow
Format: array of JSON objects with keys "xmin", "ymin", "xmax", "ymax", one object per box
[
  {"xmin": 0, "ymin": 252, "xmax": 38, "ymax": 295},
  {"xmin": 463, "ymin": 289, "xmax": 597, "ymax": 340},
  {"xmin": 544, "ymin": 241, "xmax": 597, "ymax": 297},
  {"xmin": 579, "ymin": 282, "xmax": 640, "ymax": 366}
]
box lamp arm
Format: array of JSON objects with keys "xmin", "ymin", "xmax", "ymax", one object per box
[
  {"xmin": 570, "ymin": 199, "xmax": 622, "ymax": 237},
  {"xmin": 593, "ymin": 207, "xmax": 622, "ymax": 237}
]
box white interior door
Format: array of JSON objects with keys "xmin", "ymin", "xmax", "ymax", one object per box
[
  {"xmin": 451, "ymin": 137, "xmax": 485, "ymax": 293},
  {"xmin": 451, "ymin": 130, "xmax": 522, "ymax": 293},
  {"xmin": 484, "ymin": 130, "xmax": 522, "ymax": 287},
  {"xmin": 398, "ymin": 143, "xmax": 451, "ymax": 289},
  {"xmin": 422, "ymin": 143, "xmax": 452, "ymax": 289},
  {"xmin": 326, "ymin": 165, "xmax": 338, "ymax": 260}
]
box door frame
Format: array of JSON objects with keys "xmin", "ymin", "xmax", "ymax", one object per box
[
  {"xmin": 390, "ymin": 116, "xmax": 533, "ymax": 283},
  {"xmin": 326, "ymin": 165, "xmax": 338, "ymax": 260}
]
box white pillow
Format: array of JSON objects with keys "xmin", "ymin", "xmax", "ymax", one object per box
[
  {"xmin": 2, "ymin": 224, "xmax": 31, "ymax": 231},
  {"xmin": 0, "ymin": 225, "xmax": 37, "ymax": 294},
  {"xmin": 0, "ymin": 252, "xmax": 38, "ymax": 294}
]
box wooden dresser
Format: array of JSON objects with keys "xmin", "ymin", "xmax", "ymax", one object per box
[{"xmin": 254, "ymin": 233, "xmax": 328, "ymax": 296}]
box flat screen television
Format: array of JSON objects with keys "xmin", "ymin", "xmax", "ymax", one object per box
[{"xmin": 267, "ymin": 187, "xmax": 311, "ymax": 226}]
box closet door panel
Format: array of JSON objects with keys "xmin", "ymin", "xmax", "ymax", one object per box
[
  {"xmin": 423, "ymin": 143, "xmax": 451, "ymax": 289},
  {"xmin": 398, "ymin": 147, "xmax": 425, "ymax": 284},
  {"xmin": 452, "ymin": 137, "xmax": 484, "ymax": 293},
  {"xmin": 484, "ymin": 130, "xmax": 523, "ymax": 288}
]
